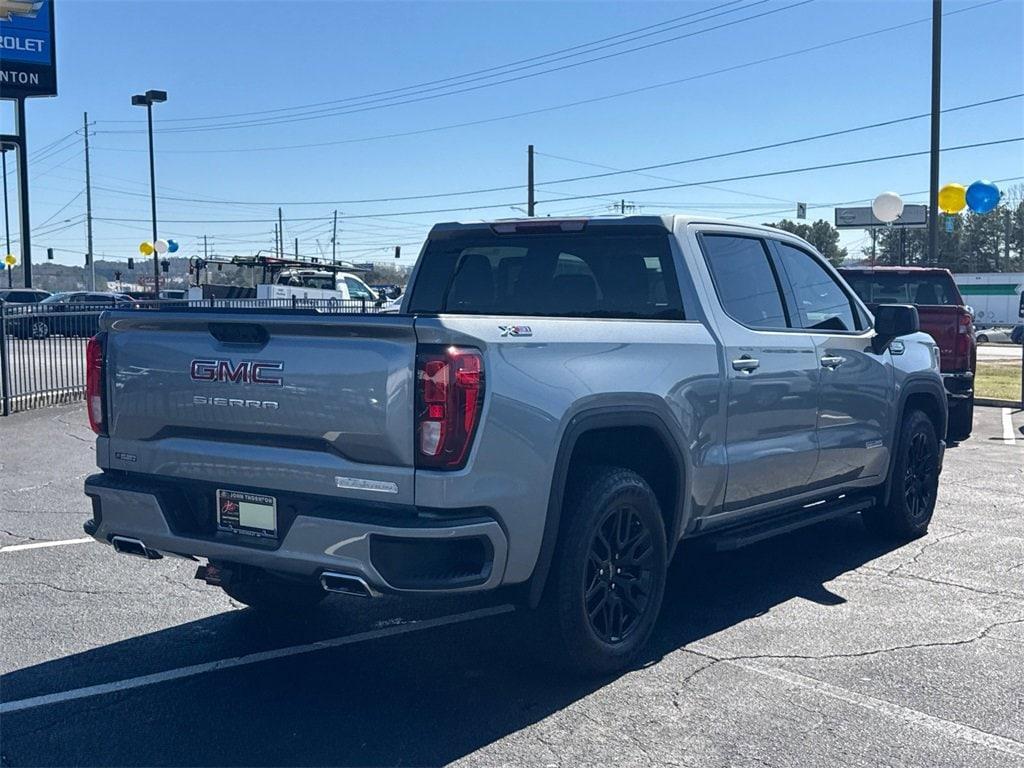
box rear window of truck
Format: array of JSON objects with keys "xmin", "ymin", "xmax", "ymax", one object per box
[
  {"xmin": 840, "ymin": 271, "xmax": 961, "ymax": 306},
  {"xmin": 407, "ymin": 229, "xmax": 685, "ymax": 319}
]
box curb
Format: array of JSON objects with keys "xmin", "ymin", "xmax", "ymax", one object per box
[{"xmin": 976, "ymin": 397, "xmax": 1022, "ymax": 409}]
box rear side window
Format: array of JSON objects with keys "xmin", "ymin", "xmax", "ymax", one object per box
[
  {"xmin": 408, "ymin": 229, "xmax": 684, "ymax": 319},
  {"xmin": 841, "ymin": 271, "xmax": 960, "ymax": 306},
  {"xmin": 700, "ymin": 234, "xmax": 788, "ymax": 329},
  {"xmin": 774, "ymin": 243, "xmax": 859, "ymax": 332}
]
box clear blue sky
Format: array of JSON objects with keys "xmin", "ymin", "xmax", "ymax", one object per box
[{"xmin": 2, "ymin": 0, "xmax": 1023, "ymax": 269}]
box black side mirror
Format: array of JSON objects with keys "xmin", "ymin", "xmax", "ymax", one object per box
[{"xmin": 872, "ymin": 304, "xmax": 919, "ymax": 353}]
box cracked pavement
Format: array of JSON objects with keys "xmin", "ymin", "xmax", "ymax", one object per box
[{"xmin": 1, "ymin": 403, "xmax": 1022, "ymax": 767}]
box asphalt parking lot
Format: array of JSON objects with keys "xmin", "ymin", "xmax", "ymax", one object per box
[{"xmin": 1, "ymin": 404, "xmax": 1022, "ymax": 767}]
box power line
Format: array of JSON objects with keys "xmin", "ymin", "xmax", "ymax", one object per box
[
  {"xmin": 97, "ymin": 0, "xmax": 754, "ymax": 125},
  {"xmin": 89, "ymin": 0, "xmax": 1004, "ymax": 155},
  {"xmin": 90, "ymin": 94, "xmax": 1021, "ymax": 207},
  {"xmin": 98, "ymin": 0, "xmax": 815, "ymax": 135},
  {"xmin": 88, "ymin": 137, "xmax": 1023, "ymax": 224}
]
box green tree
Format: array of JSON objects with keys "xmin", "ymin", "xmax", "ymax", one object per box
[{"xmin": 765, "ymin": 219, "xmax": 848, "ymax": 266}]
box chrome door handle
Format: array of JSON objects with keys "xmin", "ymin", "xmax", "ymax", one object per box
[
  {"xmin": 732, "ymin": 356, "xmax": 760, "ymax": 372},
  {"xmin": 820, "ymin": 355, "xmax": 846, "ymax": 369}
]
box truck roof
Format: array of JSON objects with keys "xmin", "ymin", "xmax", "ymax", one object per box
[
  {"xmin": 838, "ymin": 266, "xmax": 955, "ymax": 275},
  {"xmin": 428, "ymin": 214, "xmax": 793, "ymax": 237}
]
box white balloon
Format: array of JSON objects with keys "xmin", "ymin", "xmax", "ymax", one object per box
[
  {"xmin": 872, "ymin": 192, "xmax": 904, "ymax": 223},
  {"xmin": 154, "ymin": 239, "xmax": 169, "ymax": 254}
]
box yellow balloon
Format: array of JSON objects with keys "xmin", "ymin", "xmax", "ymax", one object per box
[
  {"xmin": 938, "ymin": 183, "xmax": 967, "ymax": 214},
  {"xmin": 4, "ymin": 253, "xmax": 16, "ymax": 266},
  {"xmin": 139, "ymin": 241, "xmax": 154, "ymax": 255}
]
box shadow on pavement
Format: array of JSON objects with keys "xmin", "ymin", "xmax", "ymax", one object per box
[{"xmin": 2, "ymin": 515, "xmax": 900, "ymax": 767}]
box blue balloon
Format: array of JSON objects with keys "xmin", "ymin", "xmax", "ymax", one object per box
[
  {"xmin": 167, "ymin": 239, "xmax": 179, "ymax": 253},
  {"xmin": 965, "ymin": 180, "xmax": 1000, "ymax": 214}
]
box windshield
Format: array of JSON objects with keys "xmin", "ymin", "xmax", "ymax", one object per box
[
  {"xmin": 408, "ymin": 228, "xmax": 684, "ymax": 319},
  {"xmin": 40, "ymin": 293, "xmax": 71, "ymax": 304},
  {"xmin": 841, "ymin": 272, "xmax": 961, "ymax": 306}
]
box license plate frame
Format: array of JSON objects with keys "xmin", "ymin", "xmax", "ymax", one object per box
[{"xmin": 216, "ymin": 489, "xmax": 278, "ymax": 539}]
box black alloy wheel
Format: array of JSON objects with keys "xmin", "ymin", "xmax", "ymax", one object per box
[{"xmin": 584, "ymin": 504, "xmax": 655, "ymax": 644}]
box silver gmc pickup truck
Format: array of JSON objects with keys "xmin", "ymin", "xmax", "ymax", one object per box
[{"xmin": 83, "ymin": 215, "xmax": 946, "ymax": 675}]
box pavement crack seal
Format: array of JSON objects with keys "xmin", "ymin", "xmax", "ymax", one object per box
[
  {"xmin": 882, "ymin": 528, "xmax": 968, "ymax": 579},
  {"xmin": 0, "ymin": 580, "xmax": 132, "ymax": 597},
  {"xmin": 681, "ymin": 617, "xmax": 1024, "ymax": 759}
]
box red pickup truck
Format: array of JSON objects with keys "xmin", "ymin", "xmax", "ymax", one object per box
[{"xmin": 839, "ymin": 267, "xmax": 975, "ymax": 442}]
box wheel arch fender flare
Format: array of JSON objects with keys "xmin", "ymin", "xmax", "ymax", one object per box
[
  {"xmin": 527, "ymin": 400, "xmax": 689, "ymax": 608},
  {"xmin": 883, "ymin": 376, "xmax": 947, "ymax": 506}
]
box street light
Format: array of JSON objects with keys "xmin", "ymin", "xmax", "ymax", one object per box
[{"xmin": 131, "ymin": 89, "xmax": 167, "ymax": 296}]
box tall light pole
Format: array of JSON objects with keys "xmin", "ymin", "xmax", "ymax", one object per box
[
  {"xmin": 131, "ymin": 89, "xmax": 167, "ymax": 295},
  {"xmin": 927, "ymin": 0, "xmax": 942, "ymax": 266}
]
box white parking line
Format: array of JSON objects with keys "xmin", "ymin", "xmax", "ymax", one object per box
[
  {"xmin": 1003, "ymin": 408, "xmax": 1017, "ymax": 445},
  {"xmin": 696, "ymin": 648, "xmax": 1024, "ymax": 759},
  {"xmin": 0, "ymin": 604, "xmax": 514, "ymax": 715},
  {"xmin": 0, "ymin": 537, "xmax": 94, "ymax": 553}
]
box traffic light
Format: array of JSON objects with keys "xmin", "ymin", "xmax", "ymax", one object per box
[
  {"xmin": 127, "ymin": 258, "xmax": 134, "ymax": 270},
  {"xmin": 395, "ymin": 246, "xmax": 401, "ymax": 259},
  {"xmin": 85, "ymin": 252, "xmax": 91, "ymax": 266},
  {"xmin": 160, "ymin": 259, "xmax": 170, "ymax": 273},
  {"xmin": 47, "ymin": 248, "xmax": 54, "ymax": 260}
]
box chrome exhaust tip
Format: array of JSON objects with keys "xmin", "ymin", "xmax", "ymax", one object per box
[
  {"xmin": 111, "ymin": 535, "xmax": 161, "ymax": 560},
  {"xmin": 320, "ymin": 571, "xmax": 378, "ymax": 598}
]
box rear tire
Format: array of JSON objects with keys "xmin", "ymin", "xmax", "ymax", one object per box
[
  {"xmin": 947, "ymin": 396, "xmax": 973, "ymax": 442},
  {"xmin": 541, "ymin": 466, "xmax": 667, "ymax": 677},
  {"xmin": 976, "ymin": 334, "xmax": 989, "ymax": 345},
  {"xmin": 220, "ymin": 568, "xmax": 327, "ymax": 612},
  {"xmin": 863, "ymin": 409, "xmax": 939, "ymax": 541}
]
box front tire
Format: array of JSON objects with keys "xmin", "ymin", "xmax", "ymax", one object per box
[
  {"xmin": 863, "ymin": 409, "xmax": 940, "ymax": 540},
  {"xmin": 220, "ymin": 568, "xmax": 327, "ymax": 612},
  {"xmin": 543, "ymin": 466, "xmax": 667, "ymax": 677},
  {"xmin": 30, "ymin": 319, "xmax": 50, "ymax": 340}
]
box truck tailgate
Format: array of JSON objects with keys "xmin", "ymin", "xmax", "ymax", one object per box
[
  {"xmin": 916, "ymin": 306, "xmax": 966, "ymax": 372},
  {"xmin": 101, "ymin": 311, "xmax": 417, "ymax": 505}
]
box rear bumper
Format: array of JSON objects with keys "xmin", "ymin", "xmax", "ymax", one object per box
[
  {"xmin": 83, "ymin": 473, "xmax": 508, "ymax": 595},
  {"xmin": 941, "ymin": 371, "xmax": 974, "ymax": 401}
]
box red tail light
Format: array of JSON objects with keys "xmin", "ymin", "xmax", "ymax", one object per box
[
  {"xmin": 954, "ymin": 309, "xmax": 973, "ymax": 361},
  {"xmin": 416, "ymin": 346, "xmax": 484, "ymax": 469},
  {"xmin": 86, "ymin": 334, "xmax": 107, "ymax": 435}
]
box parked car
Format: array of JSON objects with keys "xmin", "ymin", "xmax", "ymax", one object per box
[
  {"xmin": 839, "ymin": 267, "xmax": 975, "ymax": 442},
  {"xmin": 0, "ymin": 288, "xmax": 51, "ymax": 305},
  {"xmin": 84, "ymin": 215, "xmax": 946, "ymax": 676},
  {"xmin": 975, "ymin": 327, "xmax": 1014, "ymax": 344},
  {"xmin": 8, "ymin": 291, "xmax": 135, "ymax": 340}
]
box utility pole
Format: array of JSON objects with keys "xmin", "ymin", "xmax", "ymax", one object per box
[
  {"xmin": 1004, "ymin": 207, "xmax": 1011, "ymax": 272},
  {"xmin": 15, "ymin": 99, "xmax": 32, "ymax": 287},
  {"xmin": 273, "ymin": 224, "xmax": 279, "ymax": 257},
  {"xmin": 278, "ymin": 207, "xmax": 284, "ymax": 257},
  {"xmin": 1, "ymin": 147, "xmax": 10, "ymax": 265},
  {"xmin": 83, "ymin": 112, "xmax": 95, "ymax": 290},
  {"xmin": 332, "ymin": 209, "xmax": 338, "ymax": 265},
  {"xmin": 926, "ymin": 0, "xmax": 942, "ymax": 266},
  {"xmin": 527, "ymin": 144, "xmax": 535, "ymax": 217},
  {"xmin": 203, "ymin": 234, "xmax": 208, "ymax": 260},
  {"xmin": 294, "ymin": 237, "xmax": 298, "ymax": 259}
]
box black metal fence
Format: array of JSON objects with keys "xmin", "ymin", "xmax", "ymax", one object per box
[{"xmin": 0, "ymin": 297, "xmax": 388, "ymax": 416}]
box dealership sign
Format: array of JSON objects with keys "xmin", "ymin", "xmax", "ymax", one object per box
[
  {"xmin": 0, "ymin": 0, "xmax": 57, "ymax": 98},
  {"xmin": 834, "ymin": 204, "xmax": 928, "ymax": 229}
]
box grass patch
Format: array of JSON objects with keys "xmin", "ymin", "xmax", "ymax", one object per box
[{"xmin": 975, "ymin": 360, "xmax": 1023, "ymax": 401}]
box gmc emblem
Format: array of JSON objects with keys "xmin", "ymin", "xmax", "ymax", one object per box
[{"xmin": 190, "ymin": 359, "xmax": 284, "ymax": 386}]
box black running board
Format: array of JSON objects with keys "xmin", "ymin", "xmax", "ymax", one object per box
[{"xmin": 710, "ymin": 496, "xmax": 875, "ymax": 552}]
